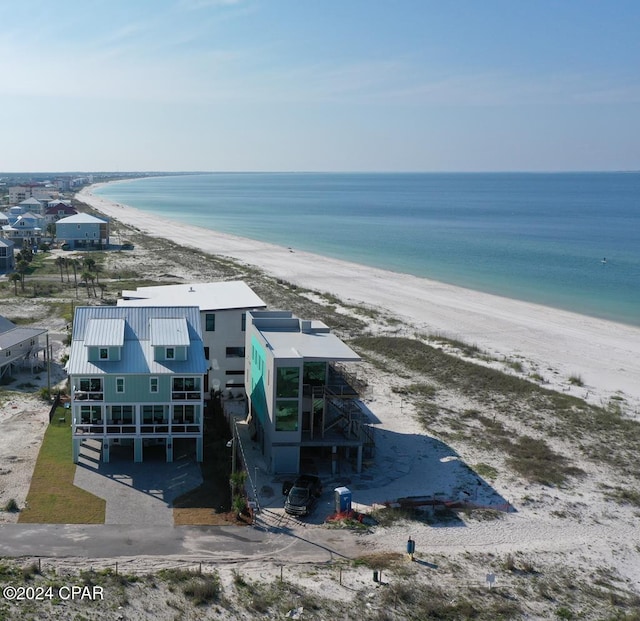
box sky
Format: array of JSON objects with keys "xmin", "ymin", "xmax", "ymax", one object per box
[{"xmin": 1, "ymin": 0, "xmax": 639, "ymax": 173}]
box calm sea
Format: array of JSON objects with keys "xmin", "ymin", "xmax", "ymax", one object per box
[{"xmin": 95, "ymin": 173, "xmax": 640, "ymax": 327}]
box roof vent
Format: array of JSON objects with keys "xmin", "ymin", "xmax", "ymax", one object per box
[{"xmin": 188, "ymin": 286, "xmax": 195, "ymax": 292}]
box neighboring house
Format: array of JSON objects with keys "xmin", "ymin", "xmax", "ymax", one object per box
[
  {"xmin": 0, "ymin": 315, "xmax": 47, "ymax": 379},
  {"xmin": 18, "ymin": 197, "xmax": 43, "ymax": 216},
  {"xmin": 118, "ymin": 281, "xmax": 267, "ymax": 395},
  {"xmin": 67, "ymin": 306, "xmax": 208, "ymax": 464},
  {"xmin": 1, "ymin": 213, "xmax": 43, "ymax": 248},
  {"xmin": 55, "ymin": 213, "xmax": 109, "ymax": 249},
  {"xmin": 245, "ymin": 311, "xmax": 373, "ymax": 475},
  {"xmin": 44, "ymin": 202, "xmax": 77, "ymax": 224},
  {"xmin": 0, "ymin": 238, "xmax": 15, "ymax": 272},
  {"xmin": 0, "ymin": 212, "xmax": 9, "ymax": 228}
]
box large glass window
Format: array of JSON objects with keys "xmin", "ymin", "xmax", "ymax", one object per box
[
  {"xmin": 276, "ymin": 367, "xmax": 299, "ymax": 398},
  {"xmin": 303, "ymin": 362, "xmax": 326, "ymax": 386},
  {"xmin": 79, "ymin": 378, "xmax": 102, "ymax": 392},
  {"xmin": 226, "ymin": 346, "xmax": 245, "ymax": 358},
  {"xmin": 275, "ymin": 401, "xmax": 298, "ymax": 431},
  {"xmin": 111, "ymin": 405, "xmax": 134, "ymax": 423},
  {"xmin": 80, "ymin": 405, "xmax": 102, "ymax": 423},
  {"xmin": 173, "ymin": 404, "xmax": 196, "ymax": 423},
  {"xmin": 172, "ymin": 377, "xmax": 200, "ymax": 391},
  {"xmin": 142, "ymin": 405, "xmax": 165, "ymax": 423}
]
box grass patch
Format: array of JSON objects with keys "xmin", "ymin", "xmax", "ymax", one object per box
[
  {"xmin": 19, "ymin": 408, "xmax": 105, "ymax": 524},
  {"xmin": 473, "ymin": 463, "xmax": 498, "ymax": 480}
]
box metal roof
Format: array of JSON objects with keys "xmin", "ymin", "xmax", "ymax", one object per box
[
  {"xmin": 67, "ymin": 306, "xmax": 206, "ymax": 375},
  {"xmin": 56, "ymin": 213, "xmax": 108, "ymax": 224},
  {"xmin": 0, "ymin": 327, "xmax": 47, "ymax": 351},
  {"xmin": 118, "ymin": 281, "xmax": 266, "ymax": 312},
  {"xmin": 149, "ymin": 317, "xmax": 190, "ymax": 346},
  {"xmin": 84, "ymin": 318, "xmax": 125, "ymax": 347}
]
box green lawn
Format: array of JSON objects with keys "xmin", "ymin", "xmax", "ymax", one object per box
[{"xmin": 19, "ymin": 408, "xmax": 105, "ymax": 524}]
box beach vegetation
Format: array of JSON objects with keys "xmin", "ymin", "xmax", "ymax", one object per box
[{"xmin": 568, "ymin": 374, "xmax": 584, "ymax": 386}]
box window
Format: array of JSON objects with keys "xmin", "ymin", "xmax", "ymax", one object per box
[
  {"xmin": 275, "ymin": 401, "xmax": 299, "ymax": 431},
  {"xmin": 99, "ymin": 348, "xmax": 108, "ymax": 360},
  {"xmin": 225, "ymin": 370, "xmax": 244, "ymax": 375},
  {"xmin": 116, "ymin": 377, "xmax": 125, "ymax": 393},
  {"xmin": 225, "ymin": 346, "xmax": 245, "ymax": 358},
  {"xmin": 150, "ymin": 377, "xmax": 158, "ymax": 393},
  {"xmin": 205, "ymin": 313, "xmax": 215, "ymax": 331},
  {"xmin": 172, "ymin": 377, "xmax": 200, "ymax": 391},
  {"xmin": 204, "ymin": 347, "xmax": 210, "ymax": 360},
  {"xmin": 80, "ymin": 405, "xmax": 102, "ymax": 423},
  {"xmin": 142, "ymin": 405, "xmax": 164, "ymax": 423},
  {"xmin": 276, "ymin": 367, "xmax": 300, "ymax": 398},
  {"xmin": 79, "ymin": 378, "xmax": 102, "ymax": 393},
  {"xmin": 166, "ymin": 347, "xmax": 175, "ymax": 360},
  {"xmin": 5, "ymin": 350, "xmax": 10, "ymax": 357},
  {"xmin": 241, "ymin": 313, "xmax": 246, "ymax": 332},
  {"xmin": 173, "ymin": 404, "xmax": 196, "ymax": 423},
  {"xmin": 111, "ymin": 405, "xmax": 134, "ymax": 423}
]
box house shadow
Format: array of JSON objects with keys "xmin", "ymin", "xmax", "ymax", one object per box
[{"xmin": 248, "ymin": 425, "xmax": 514, "ymax": 530}]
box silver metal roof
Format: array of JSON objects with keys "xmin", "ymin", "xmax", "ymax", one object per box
[
  {"xmin": 67, "ymin": 306, "xmax": 206, "ymax": 375},
  {"xmin": 84, "ymin": 318, "xmax": 125, "ymax": 347},
  {"xmin": 149, "ymin": 317, "xmax": 190, "ymax": 346}
]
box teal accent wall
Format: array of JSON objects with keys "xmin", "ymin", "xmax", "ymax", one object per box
[
  {"xmin": 250, "ymin": 335, "xmax": 268, "ymax": 424},
  {"xmin": 87, "ymin": 346, "xmax": 121, "ymax": 362}
]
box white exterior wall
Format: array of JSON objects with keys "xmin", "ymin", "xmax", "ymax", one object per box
[{"xmin": 203, "ymin": 308, "xmax": 247, "ymax": 393}]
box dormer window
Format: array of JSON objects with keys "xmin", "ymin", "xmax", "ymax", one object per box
[
  {"xmin": 99, "ymin": 348, "xmax": 109, "ymax": 360},
  {"xmin": 166, "ymin": 347, "xmax": 175, "ymax": 360}
]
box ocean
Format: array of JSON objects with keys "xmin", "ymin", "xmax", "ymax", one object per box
[{"xmin": 94, "ymin": 172, "xmax": 640, "ymax": 327}]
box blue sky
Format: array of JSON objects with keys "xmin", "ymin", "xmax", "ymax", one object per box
[{"xmin": 1, "ymin": 0, "xmax": 639, "ymax": 172}]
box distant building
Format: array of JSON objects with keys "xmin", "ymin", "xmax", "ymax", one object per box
[
  {"xmin": 18, "ymin": 197, "xmax": 44, "ymax": 216},
  {"xmin": 55, "ymin": 213, "xmax": 109, "ymax": 249},
  {"xmin": 0, "ymin": 238, "xmax": 15, "ymax": 272},
  {"xmin": 1, "ymin": 212, "xmax": 43, "ymax": 248},
  {"xmin": 0, "ymin": 315, "xmax": 47, "ymax": 379},
  {"xmin": 119, "ymin": 281, "xmax": 267, "ymax": 395},
  {"xmin": 67, "ymin": 305, "xmax": 208, "ymax": 464},
  {"xmin": 9, "ymin": 184, "xmax": 57, "ymax": 204},
  {"xmin": 245, "ymin": 311, "xmax": 372, "ymax": 475},
  {"xmin": 44, "ymin": 202, "xmax": 78, "ymax": 224}
]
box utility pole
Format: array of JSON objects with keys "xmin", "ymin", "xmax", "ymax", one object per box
[{"xmin": 46, "ymin": 333, "xmax": 51, "ymax": 398}]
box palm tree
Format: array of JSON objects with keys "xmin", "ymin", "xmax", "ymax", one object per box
[
  {"xmin": 64, "ymin": 257, "xmax": 70, "ymax": 282},
  {"xmin": 70, "ymin": 259, "xmax": 78, "ymax": 287},
  {"xmin": 8, "ymin": 272, "xmax": 21, "ymax": 295},
  {"xmin": 17, "ymin": 260, "xmax": 29, "ymax": 292},
  {"xmin": 81, "ymin": 271, "xmax": 93, "ymax": 298},
  {"xmin": 83, "ymin": 257, "xmax": 96, "ymax": 273},
  {"xmin": 93, "ymin": 263, "xmax": 102, "ymax": 286},
  {"xmin": 55, "ymin": 256, "xmax": 65, "ymax": 282}
]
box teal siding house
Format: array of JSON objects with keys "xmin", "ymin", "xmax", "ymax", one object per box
[
  {"xmin": 68, "ymin": 306, "xmax": 207, "ymax": 463},
  {"xmin": 245, "ymin": 311, "xmax": 372, "ymax": 475}
]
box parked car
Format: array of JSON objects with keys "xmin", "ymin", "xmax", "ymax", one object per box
[{"xmin": 283, "ymin": 474, "xmax": 323, "ymax": 516}]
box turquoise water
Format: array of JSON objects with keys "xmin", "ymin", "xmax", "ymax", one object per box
[{"xmin": 95, "ymin": 172, "xmax": 640, "ymax": 326}]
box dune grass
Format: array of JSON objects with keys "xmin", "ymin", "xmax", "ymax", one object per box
[{"xmin": 19, "ymin": 408, "xmax": 105, "ymax": 524}]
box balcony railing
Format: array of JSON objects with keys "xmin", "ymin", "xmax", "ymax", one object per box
[
  {"xmin": 73, "ymin": 391, "xmax": 104, "ymax": 401},
  {"xmin": 171, "ymin": 391, "xmax": 201, "ymax": 401}
]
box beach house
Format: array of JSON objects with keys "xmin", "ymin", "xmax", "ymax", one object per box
[
  {"xmin": 245, "ymin": 311, "xmax": 373, "ymax": 475},
  {"xmin": 118, "ymin": 281, "xmax": 267, "ymax": 395},
  {"xmin": 67, "ymin": 306, "xmax": 207, "ymax": 463},
  {"xmin": 0, "ymin": 238, "xmax": 15, "ymax": 273},
  {"xmin": 1, "ymin": 212, "xmax": 43, "ymax": 248},
  {"xmin": 0, "ymin": 316, "xmax": 47, "ymax": 379},
  {"xmin": 55, "ymin": 213, "xmax": 109, "ymax": 249},
  {"xmin": 44, "ymin": 202, "xmax": 77, "ymax": 224}
]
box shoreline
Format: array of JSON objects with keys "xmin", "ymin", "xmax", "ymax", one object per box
[{"xmin": 77, "ymin": 183, "xmax": 640, "ymax": 410}]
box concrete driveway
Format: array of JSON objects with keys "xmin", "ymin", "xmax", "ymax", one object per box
[{"xmin": 73, "ymin": 440, "xmax": 203, "ymax": 525}]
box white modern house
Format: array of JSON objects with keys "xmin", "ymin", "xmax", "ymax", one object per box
[
  {"xmin": 55, "ymin": 213, "xmax": 109, "ymax": 249},
  {"xmin": 119, "ymin": 281, "xmax": 267, "ymax": 396},
  {"xmin": 67, "ymin": 305, "xmax": 207, "ymax": 464},
  {"xmin": 245, "ymin": 311, "xmax": 373, "ymax": 475},
  {"xmin": 0, "ymin": 316, "xmax": 47, "ymax": 379}
]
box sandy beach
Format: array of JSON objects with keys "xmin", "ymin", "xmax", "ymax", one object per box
[{"xmin": 79, "ymin": 183, "xmax": 640, "ymax": 414}]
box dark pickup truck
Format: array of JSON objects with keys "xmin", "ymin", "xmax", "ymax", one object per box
[{"xmin": 283, "ymin": 475, "xmax": 323, "ymax": 516}]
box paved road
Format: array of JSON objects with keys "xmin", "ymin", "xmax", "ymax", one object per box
[{"xmin": 0, "ymin": 522, "xmax": 362, "ymax": 564}]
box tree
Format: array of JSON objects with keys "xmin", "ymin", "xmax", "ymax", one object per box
[
  {"xmin": 16, "ymin": 260, "xmax": 29, "ymax": 292},
  {"xmin": 55, "ymin": 256, "xmax": 65, "ymax": 282},
  {"xmin": 70, "ymin": 259, "xmax": 78, "ymax": 287},
  {"xmin": 8, "ymin": 272, "xmax": 21, "ymax": 295},
  {"xmin": 64, "ymin": 257, "xmax": 70, "ymax": 282},
  {"xmin": 81, "ymin": 271, "xmax": 93, "ymax": 298}
]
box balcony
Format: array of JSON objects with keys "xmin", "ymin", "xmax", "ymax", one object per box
[
  {"xmin": 171, "ymin": 391, "xmax": 201, "ymax": 401},
  {"xmin": 73, "ymin": 391, "xmax": 104, "ymax": 402},
  {"xmin": 74, "ymin": 422, "xmax": 105, "ymax": 435}
]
